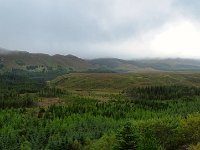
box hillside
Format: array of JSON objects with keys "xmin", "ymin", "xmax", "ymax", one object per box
[
  {"xmin": 132, "ymin": 58, "xmax": 200, "ymax": 71},
  {"xmin": 88, "ymin": 58, "xmax": 155, "ymax": 72},
  {"xmin": 0, "ymin": 49, "xmax": 93, "ymax": 71},
  {"xmin": 1, "ymin": 48, "xmax": 200, "ymax": 72},
  {"xmin": 89, "ymin": 58, "xmax": 200, "ymax": 72},
  {"xmin": 0, "ymin": 47, "xmax": 12, "ymax": 54},
  {"xmin": 52, "ymin": 72, "xmax": 200, "ymax": 92}
]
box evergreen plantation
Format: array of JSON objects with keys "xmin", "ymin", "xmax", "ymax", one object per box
[{"xmin": 1, "ymin": 70, "xmax": 200, "ymax": 149}]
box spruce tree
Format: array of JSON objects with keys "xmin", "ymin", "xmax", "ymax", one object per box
[{"xmin": 116, "ymin": 122, "xmax": 138, "ymax": 150}]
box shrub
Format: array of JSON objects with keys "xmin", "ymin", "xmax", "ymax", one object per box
[{"xmin": 189, "ymin": 142, "xmax": 200, "ymax": 150}]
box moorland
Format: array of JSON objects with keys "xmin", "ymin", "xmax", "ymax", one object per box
[{"xmin": 1, "ymin": 49, "xmax": 200, "ymax": 150}]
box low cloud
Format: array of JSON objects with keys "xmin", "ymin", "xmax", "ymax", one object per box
[{"xmin": 0, "ymin": 0, "xmax": 200, "ymax": 58}]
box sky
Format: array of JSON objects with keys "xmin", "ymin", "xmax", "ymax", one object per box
[{"xmin": 0, "ymin": 0, "xmax": 200, "ymax": 59}]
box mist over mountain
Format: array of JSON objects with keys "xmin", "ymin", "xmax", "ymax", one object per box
[
  {"xmin": 1, "ymin": 48, "xmax": 200, "ymax": 72},
  {"xmin": 0, "ymin": 47, "xmax": 13, "ymax": 54}
]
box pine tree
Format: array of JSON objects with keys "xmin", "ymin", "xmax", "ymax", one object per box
[{"xmin": 116, "ymin": 122, "xmax": 138, "ymax": 150}]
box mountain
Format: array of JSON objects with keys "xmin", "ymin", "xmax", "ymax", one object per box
[
  {"xmin": 88, "ymin": 58, "xmax": 156, "ymax": 72},
  {"xmin": 130, "ymin": 58, "xmax": 200, "ymax": 71},
  {"xmin": 89, "ymin": 58, "xmax": 200, "ymax": 72},
  {"xmin": 0, "ymin": 47, "xmax": 13, "ymax": 54},
  {"xmin": 1, "ymin": 48, "xmax": 200, "ymax": 72},
  {"xmin": 0, "ymin": 49, "xmax": 93, "ymax": 71}
]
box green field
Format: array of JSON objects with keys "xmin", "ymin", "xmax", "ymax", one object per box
[{"xmin": 1, "ymin": 72, "xmax": 200, "ymax": 150}]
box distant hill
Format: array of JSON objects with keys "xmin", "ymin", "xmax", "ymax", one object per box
[
  {"xmin": 0, "ymin": 47, "xmax": 13, "ymax": 54},
  {"xmin": 1, "ymin": 48, "xmax": 200, "ymax": 72},
  {"xmin": 88, "ymin": 58, "xmax": 156, "ymax": 72},
  {"xmin": 89, "ymin": 58, "xmax": 200, "ymax": 72},
  {"xmin": 0, "ymin": 49, "xmax": 93, "ymax": 71}
]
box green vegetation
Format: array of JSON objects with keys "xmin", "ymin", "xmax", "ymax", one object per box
[
  {"xmin": 83, "ymin": 67, "xmax": 116, "ymax": 73},
  {"xmin": 15, "ymin": 59, "xmax": 25, "ymax": 66},
  {"xmin": 0, "ymin": 69, "xmax": 65, "ymax": 108},
  {"xmin": 125, "ymin": 85, "xmax": 200, "ymax": 100},
  {"xmin": 189, "ymin": 143, "xmax": 200, "ymax": 150},
  {"xmin": 10, "ymin": 68, "xmax": 69, "ymax": 82},
  {"xmin": 38, "ymin": 87, "xmax": 65, "ymax": 97},
  {"xmin": 1, "ymin": 72, "xmax": 200, "ymax": 149},
  {"xmin": 0, "ymin": 63, "xmax": 4, "ymax": 69},
  {"xmin": 115, "ymin": 122, "xmax": 138, "ymax": 150},
  {"xmin": 52, "ymin": 72, "xmax": 200, "ymax": 92}
]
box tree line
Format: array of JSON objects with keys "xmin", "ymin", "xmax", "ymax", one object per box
[{"xmin": 124, "ymin": 85, "xmax": 200, "ymax": 100}]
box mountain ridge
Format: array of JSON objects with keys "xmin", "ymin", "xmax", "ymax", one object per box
[{"xmin": 1, "ymin": 48, "xmax": 200, "ymax": 72}]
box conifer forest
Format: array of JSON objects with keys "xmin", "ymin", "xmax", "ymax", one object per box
[{"xmin": 1, "ymin": 70, "xmax": 200, "ymax": 150}]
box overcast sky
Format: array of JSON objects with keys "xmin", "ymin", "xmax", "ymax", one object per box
[{"xmin": 0, "ymin": 0, "xmax": 200, "ymax": 59}]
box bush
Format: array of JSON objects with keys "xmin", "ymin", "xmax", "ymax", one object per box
[
  {"xmin": 87, "ymin": 133, "xmax": 116, "ymax": 150},
  {"xmin": 189, "ymin": 142, "xmax": 200, "ymax": 150},
  {"xmin": 178, "ymin": 114, "xmax": 200, "ymax": 145}
]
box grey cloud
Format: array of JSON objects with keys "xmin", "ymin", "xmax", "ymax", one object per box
[
  {"xmin": 0, "ymin": 0, "xmax": 199, "ymax": 58},
  {"xmin": 174, "ymin": 0, "xmax": 200, "ymax": 18}
]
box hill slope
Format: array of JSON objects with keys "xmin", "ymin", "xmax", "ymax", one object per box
[
  {"xmin": 1, "ymin": 48, "xmax": 200, "ymax": 72},
  {"xmin": 0, "ymin": 49, "xmax": 93, "ymax": 71},
  {"xmin": 52, "ymin": 72, "xmax": 200, "ymax": 92},
  {"xmin": 89, "ymin": 58, "xmax": 200, "ymax": 72}
]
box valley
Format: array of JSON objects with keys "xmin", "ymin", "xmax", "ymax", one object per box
[
  {"xmin": 1, "ymin": 0, "xmax": 200, "ymax": 149},
  {"xmin": 2, "ymin": 49, "xmax": 200, "ymax": 73},
  {"xmin": 1, "ymin": 69, "xmax": 200, "ymax": 149}
]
